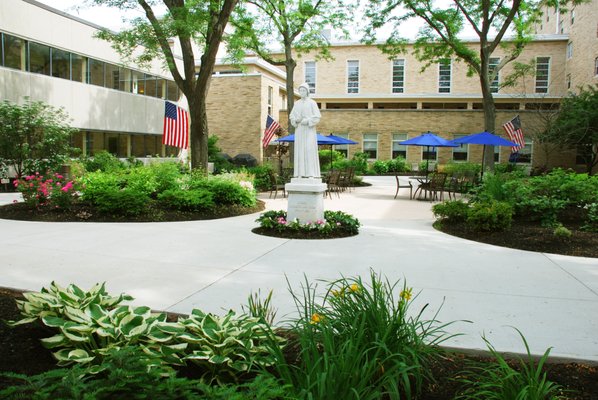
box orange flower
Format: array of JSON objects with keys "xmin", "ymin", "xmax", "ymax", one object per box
[
  {"xmin": 310, "ymin": 313, "xmax": 323, "ymax": 324},
  {"xmin": 400, "ymin": 288, "xmax": 413, "ymax": 301}
]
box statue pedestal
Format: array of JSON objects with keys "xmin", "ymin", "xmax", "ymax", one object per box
[{"xmin": 285, "ymin": 177, "xmax": 327, "ymax": 223}]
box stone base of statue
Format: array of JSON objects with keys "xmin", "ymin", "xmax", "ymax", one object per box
[{"xmin": 285, "ymin": 177, "xmax": 327, "ymax": 223}]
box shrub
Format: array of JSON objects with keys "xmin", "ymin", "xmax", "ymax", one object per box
[
  {"xmin": 246, "ymin": 165, "xmax": 273, "ymax": 192},
  {"xmin": 442, "ymin": 162, "xmax": 481, "ymax": 178},
  {"xmin": 388, "ymin": 156, "xmax": 410, "ymax": 172},
  {"xmin": 122, "ymin": 166, "xmax": 159, "ymax": 197},
  {"xmin": 147, "ymin": 161, "xmax": 183, "ymax": 194},
  {"xmin": 432, "ymin": 200, "xmax": 470, "ymax": 223},
  {"xmin": 15, "ymin": 172, "xmax": 78, "ymax": 210},
  {"xmin": 467, "ymin": 200, "xmax": 513, "ymax": 231},
  {"xmin": 157, "ymin": 188, "xmax": 215, "ymax": 212},
  {"xmin": 93, "ymin": 187, "xmax": 149, "ymax": 216},
  {"xmin": 371, "ymin": 159, "xmax": 390, "ymax": 174},
  {"xmin": 82, "ymin": 151, "xmax": 125, "ymax": 173},
  {"xmin": 553, "ymin": 224, "xmax": 572, "ymax": 238},
  {"xmin": 193, "ymin": 175, "xmax": 257, "ymax": 207},
  {"xmin": 79, "ymin": 170, "xmax": 123, "ymax": 204},
  {"xmin": 582, "ymin": 203, "xmax": 598, "ymax": 232},
  {"xmin": 319, "ymin": 149, "xmax": 345, "ymax": 171},
  {"xmin": 269, "ymin": 271, "xmax": 455, "ymax": 399}
]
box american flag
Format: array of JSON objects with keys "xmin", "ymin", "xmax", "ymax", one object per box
[
  {"xmin": 262, "ymin": 115, "xmax": 281, "ymax": 148},
  {"xmin": 162, "ymin": 101, "xmax": 189, "ymax": 149},
  {"xmin": 502, "ymin": 115, "xmax": 525, "ymax": 153}
]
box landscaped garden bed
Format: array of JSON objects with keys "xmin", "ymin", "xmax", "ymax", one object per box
[{"xmin": 1, "ymin": 274, "xmax": 598, "ymax": 399}]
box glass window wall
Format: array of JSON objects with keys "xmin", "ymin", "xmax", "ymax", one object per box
[
  {"xmin": 29, "ymin": 42, "xmax": 51, "ymax": 76},
  {"xmin": 51, "ymin": 48, "xmax": 70, "ymax": 79}
]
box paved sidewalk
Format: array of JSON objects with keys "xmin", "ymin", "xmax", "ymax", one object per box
[{"xmin": 1, "ymin": 176, "xmax": 597, "ymax": 362}]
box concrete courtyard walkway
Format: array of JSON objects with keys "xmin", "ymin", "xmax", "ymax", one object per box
[{"xmin": 1, "ymin": 176, "xmax": 597, "ymax": 362}]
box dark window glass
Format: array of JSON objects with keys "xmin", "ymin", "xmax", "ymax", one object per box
[
  {"xmin": 29, "ymin": 42, "xmax": 51, "ymax": 75},
  {"xmin": 119, "ymin": 67, "xmax": 131, "ymax": 92},
  {"xmin": 71, "ymin": 54, "xmax": 86, "ymax": 82},
  {"xmin": 104, "ymin": 63, "xmax": 120, "ymax": 90},
  {"xmin": 88, "ymin": 58, "xmax": 104, "ymax": 86},
  {"xmin": 51, "ymin": 48, "xmax": 70, "ymax": 79},
  {"xmin": 3, "ymin": 33, "xmax": 26, "ymax": 70},
  {"xmin": 166, "ymin": 80, "xmax": 179, "ymax": 101},
  {"xmin": 423, "ymin": 149, "xmax": 437, "ymax": 161},
  {"xmin": 144, "ymin": 74, "xmax": 158, "ymax": 97},
  {"xmin": 156, "ymin": 79, "xmax": 166, "ymax": 99}
]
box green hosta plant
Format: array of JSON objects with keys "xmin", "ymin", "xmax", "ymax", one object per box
[
  {"xmin": 8, "ymin": 281, "xmax": 133, "ymax": 326},
  {"xmin": 256, "ymin": 210, "xmax": 360, "ymax": 236},
  {"xmin": 178, "ymin": 309, "xmax": 284, "ymax": 383}
]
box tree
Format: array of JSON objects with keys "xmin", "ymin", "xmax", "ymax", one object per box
[
  {"xmin": 543, "ymin": 85, "xmax": 598, "ymax": 174},
  {"xmin": 364, "ymin": 0, "xmax": 579, "ymax": 171},
  {"xmin": 233, "ymin": 0, "xmax": 352, "ymax": 132},
  {"xmin": 0, "ymin": 100, "xmax": 76, "ymax": 178},
  {"xmin": 93, "ymin": 0, "xmax": 240, "ymax": 171}
]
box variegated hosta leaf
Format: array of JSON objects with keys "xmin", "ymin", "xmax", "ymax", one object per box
[{"xmin": 40, "ymin": 334, "xmax": 68, "ymax": 349}]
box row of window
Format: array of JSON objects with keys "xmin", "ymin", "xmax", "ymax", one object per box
[
  {"xmin": 304, "ymin": 57, "xmax": 552, "ymax": 95},
  {"xmin": 0, "ymin": 31, "xmax": 180, "ymax": 101},
  {"xmin": 73, "ymin": 131, "xmax": 179, "ymax": 158},
  {"xmin": 336, "ymin": 133, "xmax": 533, "ymax": 164}
]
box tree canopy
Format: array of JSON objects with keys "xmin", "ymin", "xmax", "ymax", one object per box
[
  {"xmin": 364, "ymin": 0, "xmax": 579, "ymax": 171},
  {"xmin": 544, "ymin": 85, "xmax": 598, "ymax": 174},
  {"xmin": 0, "ymin": 100, "xmax": 77, "ymax": 178},
  {"xmin": 233, "ymin": 0, "xmax": 352, "ymax": 131},
  {"xmin": 92, "ymin": 0, "xmax": 242, "ymax": 171}
]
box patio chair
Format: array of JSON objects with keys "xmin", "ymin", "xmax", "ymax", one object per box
[
  {"xmin": 326, "ymin": 169, "xmax": 342, "ymax": 198},
  {"xmin": 419, "ymin": 172, "xmax": 447, "ymax": 201},
  {"xmin": 268, "ymin": 170, "xmax": 286, "ymax": 199}
]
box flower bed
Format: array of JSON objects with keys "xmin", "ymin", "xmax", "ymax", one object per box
[{"xmin": 253, "ymin": 210, "xmax": 360, "ymax": 239}]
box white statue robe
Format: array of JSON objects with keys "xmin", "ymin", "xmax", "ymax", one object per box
[{"xmin": 289, "ymin": 98, "xmax": 321, "ymax": 178}]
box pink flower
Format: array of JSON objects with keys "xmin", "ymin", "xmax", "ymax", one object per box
[
  {"xmin": 56, "ymin": 174, "xmax": 63, "ymax": 179},
  {"xmin": 12, "ymin": 200, "xmax": 18, "ymax": 203},
  {"xmin": 25, "ymin": 176, "xmax": 33, "ymax": 181}
]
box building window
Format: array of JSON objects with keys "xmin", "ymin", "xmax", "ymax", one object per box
[
  {"xmin": 144, "ymin": 74, "xmax": 158, "ymax": 97},
  {"xmin": 392, "ymin": 133, "xmax": 407, "ymax": 159},
  {"xmin": 363, "ymin": 133, "xmax": 377, "ymax": 159},
  {"xmin": 392, "ymin": 59, "xmax": 405, "ymax": 93},
  {"xmin": 571, "ymin": 10, "xmax": 575, "ymax": 25},
  {"xmin": 88, "ymin": 58, "xmax": 105, "ymax": 87},
  {"xmin": 334, "ymin": 133, "xmax": 350, "ymax": 158},
  {"xmin": 438, "ymin": 59, "xmax": 451, "ymax": 93},
  {"xmin": 304, "ymin": 61, "xmax": 316, "ymax": 94},
  {"xmin": 566, "ymin": 42, "xmax": 573, "ymax": 59},
  {"xmin": 489, "ymin": 57, "xmax": 500, "ymax": 93},
  {"xmin": 267, "ymin": 86, "xmax": 273, "ymax": 115},
  {"xmin": 71, "ymin": 53, "xmax": 86, "ymax": 82},
  {"xmin": 535, "ymin": 57, "xmax": 550, "ymax": 93},
  {"xmin": 103, "ymin": 63, "xmax": 119, "ymax": 90},
  {"xmin": 452, "ymin": 134, "xmax": 468, "ymax": 161},
  {"xmin": 131, "ymin": 70, "xmax": 145, "ymax": 94},
  {"xmin": 50, "ymin": 48, "xmax": 70, "ymax": 80},
  {"xmin": 595, "ymin": 57, "xmax": 598, "ymax": 76},
  {"xmin": 166, "ymin": 80, "xmax": 179, "ymax": 101},
  {"xmin": 2, "ymin": 33, "xmax": 26, "ymax": 70},
  {"xmin": 28, "ymin": 42, "xmax": 51, "ymax": 76},
  {"xmin": 494, "ymin": 145, "xmax": 500, "ymax": 163},
  {"xmin": 422, "ymin": 146, "xmax": 437, "ymax": 162},
  {"xmin": 347, "ymin": 60, "xmax": 359, "ymax": 94},
  {"xmin": 512, "ymin": 139, "xmax": 532, "ymax": 164}
]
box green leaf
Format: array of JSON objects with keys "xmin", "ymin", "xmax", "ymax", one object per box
[
  {"xmin": 40, "ymin": 334, "xmax": 67, "ymax": 349},
  {"xmin": 68, "ymin": 349, "xmax": 95, "ymax": 363},
  {"xmin": 42, "ymin": 315, "xmax": 67, "ymax": 328},
  {"xmin": 86, "ymin": 303, "xmax": 107, "ymax": 321}
]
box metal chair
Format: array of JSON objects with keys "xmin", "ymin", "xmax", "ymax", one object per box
[{"xmin": 268, "ymin": 170, "xmax": 286, "ymax": 199}]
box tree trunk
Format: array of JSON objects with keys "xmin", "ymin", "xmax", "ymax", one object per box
[
  {"xmin": 284, "ymin": 41, "xmax": 296, "ymax": 134},
  {"xmin": 479, "ymin": 53, "xmax": 497, "ymax": 173},
  {"xmin": 188, "ymin": 96, "xmax": 209, "ymax": 172}
]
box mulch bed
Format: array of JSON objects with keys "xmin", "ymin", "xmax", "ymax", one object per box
[
  {"xmin": 437, "ymin": 220, "xmax": 598, "ymax": 258},
  {"xmin": 0, "ymin": 201, "xmax": 265, "ymax": 223},
  {"xmin": 1, "ymin": 287, "xmax": 598, "ymax": 398},
  {"xmin": 252, "ymin": 226, "xmax": 358, "ymax": 239}
]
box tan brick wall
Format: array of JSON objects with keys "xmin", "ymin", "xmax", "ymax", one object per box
[
  {"xmin": 278, "ymin": 108, "xmax": 582, "ymax": 171},
  {"xmin": 207, "ymin": 75, "xmax": 263, "ymax": 159},
  {"xmin": 293, "ymin": 41, "xmax": 568, "ymax": 98}
]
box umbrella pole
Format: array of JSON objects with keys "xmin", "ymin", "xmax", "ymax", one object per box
[
  {"xmin": 481, "ymin": 144, "xmax": 486, "ymax": 179},
  {"xmin": 330, "ymin": 145, "xmax": 333, "ymax": 170},
  {"xmin": 425, "ymin": 146, "xmax": 430, "ymax": 178}
]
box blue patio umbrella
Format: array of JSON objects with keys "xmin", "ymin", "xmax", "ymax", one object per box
[
  {"xmin": 452, "ymin": 131, "xmax": 519, "ymax": 176},
  {"xmin": 399, "ymin": 132, "xmax": 458, "ymax": 176}
]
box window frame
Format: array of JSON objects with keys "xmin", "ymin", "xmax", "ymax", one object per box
[
  {"xmin": 512, "ymin": 139, "xmax": 533, "ymax": 164},
  {"xmin": 566, "ymin": 42, "xmax": 573, "ymax": 59},
  {"xmin": 391, "ymin": 59, "xmax": 405, "ymax": 94},
  {"xmin": 363, "ymin": 133, "xmax": 378, "ymax": 160},
  {"xmin": 451, "ymin": 134, "xmax": 469, "ymax": 162},
  {"xmin": 347, "ymin": 60, "xmax": 360, "ymax": 94},
  {"xmin": 489, "ymin": 57, "xmax": 500, "ymax": 93},
  {"xmin": 304, "ymin": 61, "xmax": 316, "ymax": 94},
  {"xmin": 535, "ymin": 57, "xmax": 550, "ymax": 94},
  {"xmin": 438, "ymin": 58, "xmax": 451, "ymax": 93},
  {"xmin": 391, "ymin": 133, "xmax": 408, "ymax": 159}
]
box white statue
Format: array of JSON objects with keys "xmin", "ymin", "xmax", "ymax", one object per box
[{"xmin": 289, "ymin": 82, "xmax": 321, "ymax": 178}]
